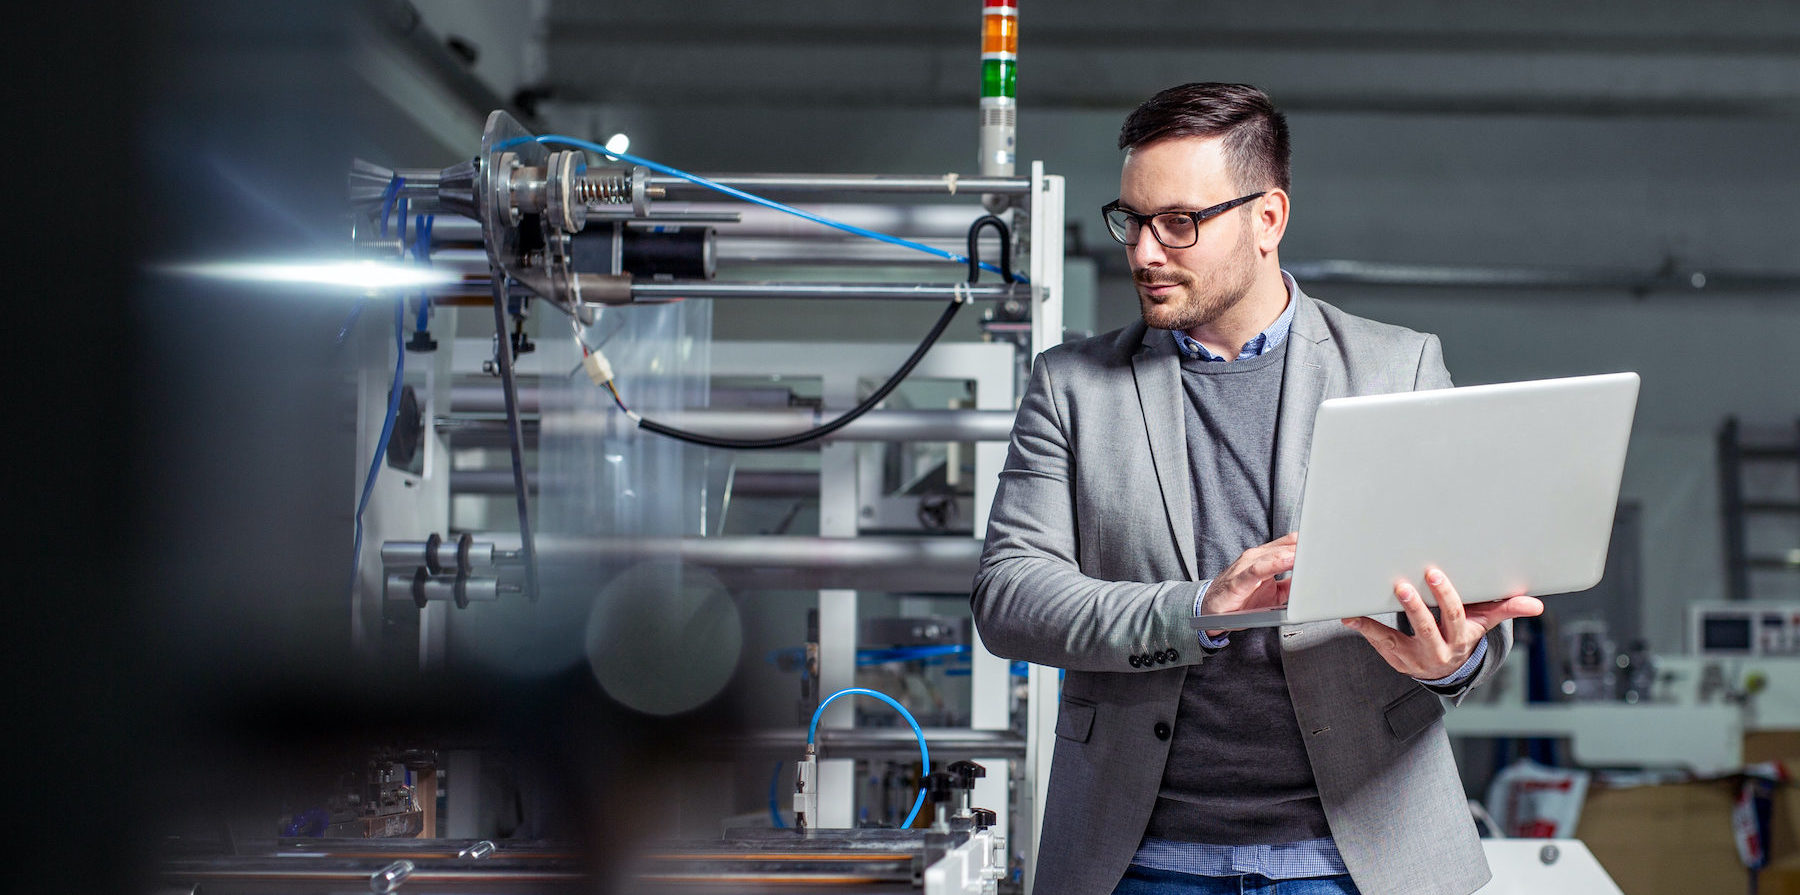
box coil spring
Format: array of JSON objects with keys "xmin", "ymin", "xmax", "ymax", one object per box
[{"xmin": 575, "ymin": 173, "xmax": 631, "ymax": 205}]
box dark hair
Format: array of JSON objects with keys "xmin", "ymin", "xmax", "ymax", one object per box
[{"xmin": 1118, "ymin": 82, "xmax": 1290, "ymax": 193}]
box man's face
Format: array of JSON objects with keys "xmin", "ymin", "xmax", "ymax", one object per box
[{"xmin": 1117, "ymin": 136, "xmax": 1261, "ymax": 333}]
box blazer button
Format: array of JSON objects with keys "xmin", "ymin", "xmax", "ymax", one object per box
[
  {"xmin": 1166, "ymin": 648, "xmax": 1180, "ymax": 663},
  {"xmin": 1153, "ymin": 721, "xmax": 1171, "ymax": 741},
  {"xmin": 1153, "ymin": 650, "xmax": 1167, "ymax": 664},
  {"xmin": 1128, "ymin": 655, "xmax": 1142, "ymax": 668}
]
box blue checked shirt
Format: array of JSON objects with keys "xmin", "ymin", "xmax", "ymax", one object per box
[{"xmin": 1134, "ymin": 272, "xmax": 1483, "ymax": 880}]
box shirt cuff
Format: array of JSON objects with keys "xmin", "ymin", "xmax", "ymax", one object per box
[
  {"xmin": 1192, "ymin": 580, "xmax": 1229, "ymax": 651},
  {"xmin": 1416, "ymin": 636, "xmax": 1487, "ymax": 688}
]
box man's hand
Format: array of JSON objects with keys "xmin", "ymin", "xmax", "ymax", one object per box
[
  {"xmin": 1342, "ymin": 568, "xmax": 1544, "ymax": 680},
  {"xmin": 1200, "ymin": 532, "xmax": 1298, "ymax": 637}
]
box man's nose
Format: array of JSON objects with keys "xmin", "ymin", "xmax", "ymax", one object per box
[{"xmin": 1129, "ymin": 234, "xmax": 1167, "ymax": 268}]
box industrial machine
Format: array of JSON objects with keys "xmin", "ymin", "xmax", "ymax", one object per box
[{"xmin": 166, "ymin": 2, "xmax": 1067, "ymax": 890}]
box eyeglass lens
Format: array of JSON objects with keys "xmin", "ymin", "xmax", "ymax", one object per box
[{"xmin": 1105, "ymin": 209, "xmax": 1199, "ymax": 248}]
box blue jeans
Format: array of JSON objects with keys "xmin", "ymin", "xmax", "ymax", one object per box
[{"xmin": 1112, "ymin": 864, "xmax": 1362, "ymax": 895}]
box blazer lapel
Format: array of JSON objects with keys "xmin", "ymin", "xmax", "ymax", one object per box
[
  {"xmin": 1272, "ymin": 293, "xmax": 1332, "ymax": 538},
  {"xmin": 1130, "ymin": 327, "xmax": 1199, "ymax": 581}
]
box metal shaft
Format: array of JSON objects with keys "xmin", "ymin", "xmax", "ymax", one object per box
[
  {"xmin": 702, "ymin": 728, "xmax": 1026, "ymax": 760},
  {"xmin": 449, "ymin": 389, "xmax": 1016, "ymax": 443},
  {"xmin": 426, "ymin": 278, "xmax": 1028, "ymax": 304},
  {"xmin": 451, "ymin": 469, "xmax": 538, "ymax": 495},
  {"xmin": 624, "ymin": 281, "xmax": 1027, "ymax": 302},
  {"xmin": 535, "ymin": 535, "xmax": 981, "ymax": 593},
  {"xmin": 490, "ymin": 276, "xmax": 539, "ymax": 600},
  {"xmin": 450, "ymin": 468, "xmax": 819, "ymax": 497},
  {"xmin": 562, "ymin": 408, "xmax": 1015, "ymax": 443},
  {"xmin": 647, "ymin": 173, "xmax": 1031, "ymax": 196}
]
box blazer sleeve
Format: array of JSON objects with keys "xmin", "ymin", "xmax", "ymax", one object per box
[
  {"xmin": 971, "ymin": 352, "xmax": 1204, "ymax": 672},
  {"xmin": 1414, "ymin": 331, "xmax": 1513, "ymax": 702}
]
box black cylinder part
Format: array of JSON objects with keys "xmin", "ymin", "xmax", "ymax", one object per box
[{"xmin": 622, "ymin": 226, "xmax": 715, "ymax": 280}]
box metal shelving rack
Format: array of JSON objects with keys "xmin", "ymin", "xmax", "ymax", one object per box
[{"xmin": 1718, "ymin": 416, "xmax": 1800, "ymax": 600}]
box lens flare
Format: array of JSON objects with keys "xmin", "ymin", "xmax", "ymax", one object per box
[{"xmin": 160, "ymin": 260, "xmax": 460, "ymax": 291}]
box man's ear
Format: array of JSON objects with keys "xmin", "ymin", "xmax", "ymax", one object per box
[{"xmin": 1257, "ymin": 189, "xmax": 1289, "ymax": 254}]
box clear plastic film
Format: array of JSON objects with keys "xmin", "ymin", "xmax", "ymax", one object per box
[{"xmin": 526, "ymin": 299, "xmax": 743, "ymax": 713}]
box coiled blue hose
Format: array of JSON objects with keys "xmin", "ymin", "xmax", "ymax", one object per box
[{"xmin": 808, "ymin": 688, "xmax": 930, "ymax": 829}]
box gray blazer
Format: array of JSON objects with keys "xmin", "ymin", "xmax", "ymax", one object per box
[{"xmin": 973, "ymin": 291, "xmax": 1508, "ymax": 895}]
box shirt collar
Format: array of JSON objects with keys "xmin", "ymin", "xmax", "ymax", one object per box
[{"xmin": 1172, "ymin": 270, "xmax": 1299, "ymax": 362}]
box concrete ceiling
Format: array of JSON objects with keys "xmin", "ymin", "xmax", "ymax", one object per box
[{"xmin": 537, "ymin": 0, "xmax": 1800, "ymax": 116}]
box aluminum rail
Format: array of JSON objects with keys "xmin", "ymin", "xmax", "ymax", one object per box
[
  {"xmin": 421, "ymin": 277, "xmax": 1029, "ymax": 304},
  {"xmin": 647, "ymin": 173, "xmax": 1032, "ymax": 195},
  {"xmin": 441, "ymin": 413, "xmax": 1012, "ymax": 448},
  {"xmin": 701, "ymin": 728, "xmax": 1027, "ymax": 761},
  {"xmin": 535, "ymin": 535, "xmax": 981, "ymax": 593},
  {"xmin": 581, "ymin": 408, "xmax": 1016, "ymax": 442},
  {"xmin": 624, "ymin": 281, "xmax": 1029, "ymax": 303},
  {"xmin": 661, "ymin": 202, "xmax": 1015, "ymax": 238},
  {"xmin": 501, "ymin": 407, "xmax": 1016, "ymax": 444},
  {"xmin": 450, "ymin": 384, "xmax": 803, "ymax": 414},
  {"xmin": 451, "ymin": 467, "xmax": 820, "ymax": 497},
  {"xmin": 447, "ymin": 389, "xmax": 1016, "ymax": 443}
]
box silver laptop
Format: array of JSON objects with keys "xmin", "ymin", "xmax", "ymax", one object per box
[{"xmin": 1193, "ymin": 372, "xmax": 1640, "ymax": 630}]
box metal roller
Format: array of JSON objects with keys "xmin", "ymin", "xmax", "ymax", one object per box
[
  {"xmin": 384, "ymin": 571, "xmax": 502, "ymax": 608},
  {"xmin": 380, "ymin": 534, "xmax": 498, "ymax": 574}
]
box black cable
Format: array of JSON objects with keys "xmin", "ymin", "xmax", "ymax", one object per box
[
  {"xmin": 966, "ymin": 215, "xmax": 1017, "ymax": 284},
  {"xmin": 630, "ymin": 216, "xmax": 1014, "ymax": 450},
  {"xmin": 639, "ymin": 298, "xmax": 962, "ymax": 449}
]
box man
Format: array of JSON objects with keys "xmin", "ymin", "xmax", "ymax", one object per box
[{"xmin": 971, "ymin": 83, "xmax": 1543, "ymax": 895}]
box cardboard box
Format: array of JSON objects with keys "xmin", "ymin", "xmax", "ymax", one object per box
[
  {"xmin": 1577, "ymin": 731, "xmax": 1800, "ymax": 895},
  {"xmin": 1579, "ymin": 779, "xmax": 1742, "ymax": 895},
  {"xmin": 1746, "ymin": 731, "xmax": 1800, "ymax": 895}
]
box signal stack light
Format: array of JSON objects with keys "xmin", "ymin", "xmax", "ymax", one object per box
[{"xmin": 978, "ymin": 0, "xmax": 1018, "ymax": 193}]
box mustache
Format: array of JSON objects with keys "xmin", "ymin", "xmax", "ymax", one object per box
[{"xmin": 1134, "ymin": 270, "xmax": 1191, "ymax": 287}]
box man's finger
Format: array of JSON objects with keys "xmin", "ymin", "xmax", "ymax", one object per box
[
  {"xmin": 1241, "ymin": 552, "xmax": 1295, "ymax": 587},
  {"xmin": 1464, "ymin": 595, "xmax": 1545, "ymax": 630},
  {"xmin": 1248, "ymin": 573, "xmax": 1296, "ymax": 606},
  {"xmin": 1395, "ymin": 580, "xmax": 1446, "ymax": 649},
  {"xmin": 1342, "ymin": 617, "xmax": 1408, "ymax": 663},
  {"xmin": 1425, "ymin": 568, "xmax": 1467, "ymax": 633}
]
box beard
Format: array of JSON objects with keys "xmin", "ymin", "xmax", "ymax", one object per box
[{"xmin": 1135, "ymin": 220, "xmax": 1258, "ymax": 333}]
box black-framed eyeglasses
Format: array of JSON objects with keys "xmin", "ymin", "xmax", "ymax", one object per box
[{"xmin": 1101, "ymin": 192, "xmax": 1267, "ymax": 248}]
